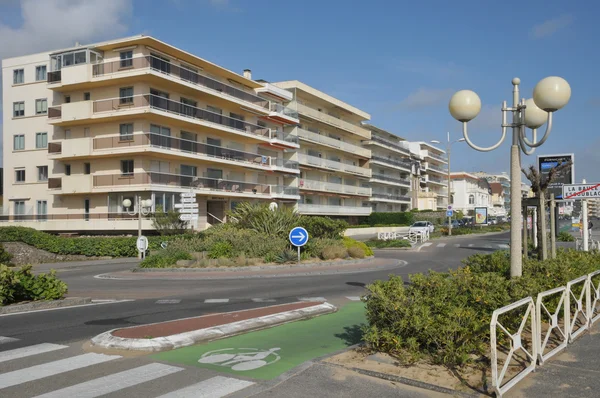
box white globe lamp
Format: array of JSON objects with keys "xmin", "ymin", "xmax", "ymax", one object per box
[
  {"xmin": 523, "ymin": 98, "xmax": 548, "ymax": 129},
  {"xmin": 449, "ymin": 90, "xmax": 482, "ymax": 122},
  {"xmin": 533, "ymin": 76, "xmax": 571, "ymax": 112},
  {"xmin": 122, "ymin": 199, "xmax": 132, "ymax": 208}
]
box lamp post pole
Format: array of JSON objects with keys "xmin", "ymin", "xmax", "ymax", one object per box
[
  {"xmin": 124, "ymin": 196, "xmax": 152, "ymax": 259},
  {"xmin": 432, "ymin": 134, "xmax": 464, "ymax": 236},
  {"xmin": 449, "ymin": 76, "xmax": 571, "ymax": 277}
]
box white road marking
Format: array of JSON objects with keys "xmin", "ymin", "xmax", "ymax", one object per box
[
  {"xmin": 0, "ymin": 353, "xmax": 121, "ymax": 389},
  {"xmin": 468, "ymin": 244, "xmax": 474, "ymax": 247},
  {"xmin": 156, "ymin": 299, "xmax": 181, "ymax": 304},
  {"xmin": 156, "ymin": 376, "xmax": 254, "ymax": 398},
  {"xmin": 437, "ymin": 243, "xmax": 446, "ymax": 248},
  {"xmin": 453, "ymin": 244, "xmax": 460, "ymax": 247},
  {"xmin": 33, "ymin": 363, "xmax": 183, "ymax": 398},
  {"xmin": 0, "ymin": 343, "xmax": 67, "ymax": 364},
  {"xmin": 484, "ymin": 245, "xmax": 493, "ymax": 249},
  {"xmin": 420, "ymin": 242, "xmax": 432, "ymax": 247},
  {"xmin": 0, "ymin": 336, "xmax": 18, "ymax": 345},
  {"xmin": 204, "ymin": 299, "xmax": 229, "ymax": 303},
  {"xmin": 346, "ymin": 296, "xmax": 362, "ymax": 301},
  {"xmin": 0, "ymin": 300, "xmax": 135, "ymax": 317},
  {"xmin": 498, "ymin": 244, "xmax": 510, "ymax": 249},
  {"xmin": 251, "ymin": 298, "xmax": 276, "ymax": 303},
  {"xmin": 298, "ymin": 297, "xmax": 326, "ymax": 302}
]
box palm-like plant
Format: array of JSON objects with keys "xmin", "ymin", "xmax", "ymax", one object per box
[{"xmin": 228, "ymin": 203, "xmax": 297, "ymax": 238}]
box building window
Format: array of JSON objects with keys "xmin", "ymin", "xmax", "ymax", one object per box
[
  {"xmin": 13, "ymin": 134, "xmax": 25, "ymax": 150},
  {"xmin": 469, "ymin": 194, "xmax": 475, "ymax": 205},
  {"xmin": 37, "ymin": 166, "xmax": 48, "ymax": 182},
  {"xmin": 37, "ymin": 201, "xmax": 48, "ymax": 219},
  {"xmin": 14, "ymin": 201, "xmax": 25, "ymax": 215},
  {"xmin": 36, "ymin": 98, "xmax": 48, "ymax": 115},
  {"xmin": 84, "ymin": 92, "xmax": 91, "ymax": 100},
  {"xmin": 36, "ymin": 132, "xmax": 48, "ymax": 148},
  {"xmin": 15, "ymin": 169, "xmax": 25, "ymax": 183},
  {"xmin": 121, "ymin": 160, "xmax": 134, "ymax": 176},
  {"xmin": 65, "ymin": 164, "xmax": 71, "ymax": 176},
  {"xmin": 13, "ymin": 69, "xmax": 24, "ymax": 84},
  {"xmin": 84, "ymin": 163, "xmax": 91, "ymax": 175},
  {"xmin": 35, "ymin": 65, "xmax": 47, "ymax": 81},
  {"xmin": 119, "ymin": 87, "xmax": 133, "ymax": 104},
  {"xmin": 13, "ymin": 101, "xmax": 25, "ymax": 117},
  {"xmin": 65, "ymin": 95, "xmax": 71, "ymax": 103},
  {"xmin": 119, "ymin": 123, "xmax": 133, "ymax": 140},
  {"xmin": 84, "ymin": 127, "xmax": 90, "ymax": 137},
  {"xmin": 120, "ymin": 50, "xmax": 133, "ymax": 68}
]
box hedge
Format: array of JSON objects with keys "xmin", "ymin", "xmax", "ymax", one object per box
[
  {"xmin": 1, "ymin": 264, "xmax": 68, "ymax": 306},
  {"xmin": 363, "ymin": 212, "xmax": 414, "ymax": 226}
]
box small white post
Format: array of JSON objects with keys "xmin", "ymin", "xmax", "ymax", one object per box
[
  {"xmin": 533, "ymin": 207, "xmax": 538, "ymax": 248},
  {"xmin": 583, "ymin": 199, "xmax": 589, "ymax": 251},
  {"xmin": 297, "ymin": 245, "xmax": 300, "ymax": 263}
]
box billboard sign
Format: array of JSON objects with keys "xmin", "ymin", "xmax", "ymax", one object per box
[
  {"xmin": 474, "ymin": 207, "xmax": 488, "ymax": 225},
  {"xmin": 537, "ymin": 154, "xmax": 574, "ymax": 200}
]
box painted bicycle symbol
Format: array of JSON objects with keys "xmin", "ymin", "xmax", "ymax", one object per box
[{"xmin": 198, "ymin": 347, "xmax": 281, "ymax": 371}]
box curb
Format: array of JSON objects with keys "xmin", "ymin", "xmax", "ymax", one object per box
[
  {"xmin": 431, "ymin": 230, "xmax": 509, "ymax": 241},
  {"xmin": 132, "ymin": 257, "xmax": 375, "ymax": 273},
  {"xmin": 36, "ymin": 258, "xmax": 140, "ymax": 268},
  {"xmin": 91, "ymin": 302, "xmax": 337, "ymax": 352},
  {"xmin": 0, "ymin": 297, "xmax": 92, "ymax": 315}
]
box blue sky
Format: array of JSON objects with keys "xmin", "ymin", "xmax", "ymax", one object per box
[{"xmin": 1, "ymin": 0, "xmax": 599, "ymax": 183}]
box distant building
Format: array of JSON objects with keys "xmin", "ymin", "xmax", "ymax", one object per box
[
  {"xmin": 489, "ymin": 182, "xmax": 507, "ymax": 217},
  {"xmin": 450, "ymin": 172, "xmax": 493, "ymax": 215}
]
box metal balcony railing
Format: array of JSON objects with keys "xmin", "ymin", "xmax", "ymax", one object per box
[
  {"xmin": 426, "ymin": 151, "xmax": 447, "ymax": 162},
  {"xmin": 372, "ymin": 193, "xmax": 411, "ymax": 202},
  {"xmin": 271, "ymin": 186, "xmax": 300, "ymax": 196},
  {"xmin": 270, "ymin": 103, "xmax": 298, "ymax": 119},
  {"xmin": 47, "ymin": 71, "xmax": 62, "ymax": 83},
  {"xmin": 48, "ymin": 178, "xmax": 62, "ymax": 189},
  {"xmin": 427, "ymin": 163, "xmax": 447, "ymax": 173},
  {"xmin": 370, "ymin": 155, "xmax": 412, "ymax": 169},
  {"xmin": 48, "ymin": 106, "xmax": 62, "ymax": 119},
  {"xmin": 297, "ymin": 153, "xmax": 371, "ymax": 177},
  {"xmin": 47, "ymin": 142, "xmax": 62, "ymax": 154},
  {"xmin": 297, "ymin": 204, "xmax": 371, "ymax": 216},
  {"xmin": 295, "ymin": 127, "xmax": 370, "ymax": 157},
  {"xmin": 299, "ymin": 179, "xmax": 371, "ymax": 196},
  {"xmin": 292, "ymin": 102, "xmax": 370, "ymax": 138},
  {"xmin": 368, "ymin": 135, "xmax": 411, "ymax": 154},
  {"xmin": 427, "ymin": 176, "xmax": 446, "ymax": 184},
  {"xmin": 371, "ymin": 173, "xmax": 411, "ymax": 186}
]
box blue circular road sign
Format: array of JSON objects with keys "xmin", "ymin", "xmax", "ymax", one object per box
[{"xmin": 289, "ymin": 227, "xmax": 309, "ymax": 247}]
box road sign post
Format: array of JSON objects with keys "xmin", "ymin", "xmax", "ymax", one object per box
[
  {"xmin": 178, "ymin": 191, "xmax": 198, "ymax": 230},
  {"xmin": 289, "ymin": 227, "xmax": 309, "ymax": 263}
]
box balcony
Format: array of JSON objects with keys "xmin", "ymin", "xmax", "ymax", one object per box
[
  {"xmin": 370, "ymin": 173, "xmax": 410, "ymax": 186},
  {"xmin": 48, "ymin": 175, "xmax": 92, "ymax": 193},
  {"xmin": 424, "ymin": 150, "xmax": 448, "ymax": 163},
  {"xmin": 269, "ymin": 103, "xmax": 299, "ymax": 124},
  {"xmin": 299, "ymin": 179, "xmax": 371, "ymax": 196},
  {"xmin": 427, "ymin": 163, "xmax": 448, "ymax": 174},
  {"xmin": 294, "ymin": 127, "xmax": 370, "ymax": 157},
  {"xmin": 427, "ymin": 176, "xmax": 446, "ymax": 185},
  {"xmin": 365, "ymin": 135, "xmax": 411, "ymax": 155},
  {"xmin": 297, "ymin": 153, "xmax": 371, "ymax": 177},
  {"xmin": 271, "ymin": 186, "xmax": 300, "ymax": 199},
  {"xmin": 371, "ymin": 193, "xmax": 411, "ymax": 202},
  {"xmin": 370, "ymin": 155, "xmax": 412, "ymax": 170},
  {"xmin": 291, "ymin": 102, "xmax": 370, "ymax": 139},
  {"xmin": 297, "ymin": 203, "xmax": 371, "ymax": 216},
  {"xmin": 47, "ymin": 70, "xmax": 61, "ymax": 83}
]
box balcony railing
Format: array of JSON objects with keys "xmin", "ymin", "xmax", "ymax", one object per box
[
  {"xmin": 48, "ymin": 178, "xmax": 62, "ymax": 189},
  {"xmin": 92, "ymin": 94, "xmax": 277, "ymax": 140},
  {"xmin": 0, "ymin": 212, "xmax": 144, "ymax": 222},
  {"xmin": 271, "ymin": 186, "xmax": 300, "ymax": 196},
  {"xmin": 371, "ymin": 173, "xmax": 410, "ymax": 186},
  {"xmin": 48, "ymin": 142, "xmax": 62, "ymax": 154},
  {"xmin": 297, "ymin": 153, "xmax": 371, "ymax": 177},
  {"xmin": 271, "ymin": 130, "xmax": 299, "ymax": 145},
  {"xmin": 372, "ymin": 193, "xmax": 411, "ymax": 202},
  {"xmin": 297, "ymin": 203, "xmax": 371, "ymax": 216},
  {"xmin": 368, "ymin": 135, "xmax": 411, "ymax": 154},
  {"xmin": 48, "ymin": 106, "xmax": 62, "ymax": 119},
  {"xmin": 427, "ymin": 176, "xmax": 446, "ymax": 184},
  {"xmin": 427, "ymin": 163, "xmax": 447, "ymax": 173},
  {"xmin": 272, "ymin": 158, "xmax": 299, "ymax": 170},
  {"xmin": 370, "ymin": 155, "xmax": 412, "ymax": 169},
  {"xmin": 299, "ymin": 179, "xmax": 371, "ymax": 196},
  {"xmin": 292, "ymin": 102, "xmax": 370, "ymax": 138},
  {"xmin": 47, "ymin": 71, "xmax": 62, "ymax": 83},
  {"xmin": 270, "ymin": 103, "xmax": 298, "ymax": 119},
  {"xmin": 295, "ymin": 127, "xmax": 370, "ymax": 157},
  {"xmin": 425, "ymin": 151, "xmax": 447, "ymax": 162},
  {"xmin": 92, "ymin": 56, "xmax": 269, "ymax": 109}
]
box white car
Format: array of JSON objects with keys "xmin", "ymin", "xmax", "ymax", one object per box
[{"xmin": 409, "ymin": 221, "xmax": 434, "ymax": 235}]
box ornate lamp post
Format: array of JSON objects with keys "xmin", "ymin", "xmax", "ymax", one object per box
[
  {"xmin": 448, "ymin": 76, "xmax": 571, "ymax": 277},
  {"xmin": 123, "ymin": 197, "xmax": 153, "ymax": 258}
]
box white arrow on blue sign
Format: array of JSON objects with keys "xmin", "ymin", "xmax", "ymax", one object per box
[
  {"xmin": 289, "ymin": 227, "xmax": 309, "ymax": 247},
  {"xmin": 446, "ymin": 210, "xmax": 453, "ymax": 217}
]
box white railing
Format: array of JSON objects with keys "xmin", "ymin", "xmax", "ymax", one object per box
[
  {"xmin": 294, "ymin": 127, "xmax": 370, "ymax": 157},
  {"xmin": 299, "ymin": 179, "xmax": 371, "ymax": 196},
  {"xmin": 297, "ymin": 153, "xmax": 371, "ymax": 177},
  {"xmin": 566, "ymin": 275, "xmax": 590, "ymax": 342},
  {"xmin": 292, "ymin": 102, "xmax": 370, "ymax": 138},
  {"xmin": 589, "ymin": 270, "xmax": 600, "ymax": 326},
  {"xmin": 536, "ymin": 286, "xmax": 568, "ymax": 365},
  {"xmin": 297, "ymin": 204, "xmax": 371, "ymax": 216}
]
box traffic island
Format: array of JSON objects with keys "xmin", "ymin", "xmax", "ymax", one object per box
[{"xmin": 91, "ymin": 301, "xmax": 336, "ymax": 352}]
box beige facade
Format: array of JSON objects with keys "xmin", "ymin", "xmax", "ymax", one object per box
[
  {"xmin": 409, "ymin": 142, "xmax": 448, "ymax": 210},
  {"xmin": 273, "ymin": 81, "xmax": 372, "ymax": 217}
]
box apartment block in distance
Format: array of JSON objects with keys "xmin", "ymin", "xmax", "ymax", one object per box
[
  {"xmin": 2, "ymin": 35, "xmax": 301, "ymax": 232},
  {"xmin": 362, "ymin": 124, "xmax": 412, "ymax": 212},
  {"xmin": 409, "ymin": 142, "xmax": 448, "ymax": 210},
  {"xmin": 273, "ymin": 81, "xmax": 372, "ymax": 218}
]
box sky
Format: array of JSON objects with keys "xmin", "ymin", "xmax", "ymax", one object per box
[{"xmin": 1, "ymin": 0, "xmax": 599, "ymax": 184}]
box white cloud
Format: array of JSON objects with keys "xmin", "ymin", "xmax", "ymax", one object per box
[
  {"xmin": 397, "ymin": 88, "xmax": 454, "ymax": 110},
  {"xmin": 530, "ymin": 14, "xmax": 574, "ymax": 39}
]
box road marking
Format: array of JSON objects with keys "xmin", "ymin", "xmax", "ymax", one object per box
[
  {"xmin": 204, "ymin": 299, "xmax": 230, "ymax": 303},
  {"xmin": 298, "ymin": 297, "xmax": 326, "ymax": 302},
  {"xmin": 156, "ymin": 376, "xmax": 254, "ymax": 398},
  {"xmin": 251, "ymin": 298, "xmax": 277, "ymax": 303},
  {"xmin": 0, "ymin": 353, "xmax": 120, "ymax": 389},
  {"xmin": 156, "ymin": 299, "xmax": 181, "ymax": 304},
  {"xmin": 0, "ymin": 343, "xmax": 67, "ymax": 363},
  {"xmin": 468, "ymin": 244, "xmax": 474, "ymax": 247},
  {"xmin": 437, "ymin": 243, "xmax": 446, "ymax": 248},
  {"xmin": 0, "ymin": 336, "xmax": 18, "ymax": 345},
  {"xmin": 33, "ymin": 363, "xmax": 183, "ymax": 398},
  {"xmin": 346, "ymin": 296, "xmax": 362, "ymax": 301},
  {"xmin": 453, "ymin": 244, "xmax": 460, "ymax": 247},
  {"xmin": 498, "ymin": 244, "xmax": 510, "ymax": 249},
  {"xmin": 420, "ymin": 242, "xmax": 432, "ymax": 247},
  {"xmin": 0, "ymin": 300, "xmax": 135, "ymax": 317},
  {"xmin": 484, "ymin": 245, "xmax": 493, "ymax": 249}
]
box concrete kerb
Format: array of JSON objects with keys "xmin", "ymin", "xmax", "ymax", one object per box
[
  {"xmin": 0, "ymin": 297, "xmax": 92, "ymax": 315},
  {"xmin": 91, "ymin": 302, "xmax": 337, "ymax": 352}
]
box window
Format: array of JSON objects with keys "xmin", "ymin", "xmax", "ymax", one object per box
[
  {"xmin": 149, "ymin": 88, "xmax": 169, "ymax": 109},
  {"xmin": 84, "ymin": 163, "xmax": 91, "ymax": 175},
  {"xmin": 13, "ymin": 101, "xmax": 25, "ymax": 117},
  {"xmin": 36, "ymin": 98, "xmax": 48, "ymax": 115},
  {"xmin": 120, "ymin": 50, "xmax": 133, "ymax": 68},
  {"xmin": 13, "ymin": 69, "xmax": 24, "ymax": 84},
  {"xmin": 14, "ymin": 201, "xmax": 25, "ymax": 215},
  {"xmin": 15, "ymin": 169, "xmax": 25, "ymax": 183},
  {"xmin": 65, "ymin": 164, "xmax": 71, "ymax": 176},
  {"xmin": 35, "ymin": 65, "xmax": 47, "ymax": 81},
  {"xmin": 84, "ymin": 127, "xmax": 90, "ymax": 137},
  {"xmin": 229, "ymin": 112, "xmax": 245, "ymax": 130},
  {"xmin": 120, "ymin": 123, "xmax": 133, "ymax": 140},
  {"xmin": 121, "ymin": 160, "xmax": 134, "ymax": 176},
  {"xmin": 37, "ymin": 201, "xmax": 48, "ymax": 219},
  {"xmin": 13, "ymin": 134, "xmax": 25, "ymax": 150},
  {"xmin": 84, "ymin": 92, "xmax": 90, "ymax": 101},
  {"xmin": 150, "ymin": 53, "xmax": 170, "ymax": 74},
  {"xmin": 469, "ymin": 195, "xmax": 475, "ymax": 205},
  {"xmin": 37, "ymin": 166, "xmax": 48, "ymax": 181},
  {"xmin": 180, "ymin": 97, "xmax": 197, "ymax": 116},
  {"xmin": 36, "ymin": 132, "xmax": 48, "ymax": 149},
  {"xmin": 119, "ymin": 87, "xmax": 133, "ymax": 104},
  {"xmin": 65, "ymin": 95, "xmax": 71, "ymax": 103}
]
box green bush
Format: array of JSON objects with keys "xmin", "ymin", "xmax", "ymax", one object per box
[
  {"xmin": 0, "ymin": 264, "xmax": 68, "ymax": 306},
  {"xmin": 363, "ymin": 249, "xmax": 600, "ymax": 367},
  {"xmin": 322, "ymin": 246, "xmax": 348, "ymax": 260},
  {"xmin": 557, "ymin": 231, "xmax": 575, "ymax": 242},
  {"xmin": 300, "ymin": 216, "xmax": 348, "ymax": 239},
  {"xmin": 343, "ymin": 237, "xmax": 374, "ymax": 256},
  {"xmin": 305, "ymin": 238, "xmax": 345, "ymax": 259},
  {"xmin": 275, "ymin": 249, "xmax": 298, "ymax": 264},
  {"xmin": 208, "ymin": 241, "xmax": 234, "ymax": 259},
  {"xmin": 347, "ymin": 246, "xmax": 366, "ymax": 258},
  {"xmin": 366, "ymin": 239, "xmax": 412, "ymax": 248},
  {"xmin": 228, "ymin": 202, "xmax": 297, "ymax": 238},
  {"xmin": 364, "ymin": 212, "xmax": 414, "ymax": 227},
  {"xmin": 0, "ymin": 243, "xmax": 13, "ymax": 265},
  {"xmin": 139, "ymin": 248, "xmax": 192, "ymax": 268},
  {"xmin": 152, "ymin": 206, "xmax": 188, "ymax": 235}
]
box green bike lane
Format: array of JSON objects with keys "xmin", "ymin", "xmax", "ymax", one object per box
[{"xmin": 151, "ymin": 302, "xmax": 366, "ymax": 380}]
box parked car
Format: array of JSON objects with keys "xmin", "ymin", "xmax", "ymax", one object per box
[
  {"xmin": 409, "ymin": 221, "xmax": 435, "ymax": 234},
  {"xmin": 462, "ymin": 218, "xmax": 474, "ymax": 226},
  {"xmin": 443, "ymin": 219, "xmax": 462, "ymax": 228}
]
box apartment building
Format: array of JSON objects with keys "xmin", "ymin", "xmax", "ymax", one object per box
[
  {"xmin": 450, "ymin": 172, "xmax": 493, "ymax": 215},
  {"xmin": 2, "ymin": 35, "xmax": 301, "ymax": 232},
  {"xmin": 273, "ymin": 81, "xmax": 372, "ymax": 217},
  {"xmin": 409, "ymin": 142, "xmax": 448, "ymax": 210},
  {"xmin": 489, "ymin": 182, "xmax": 507, "ymax": 217},
  {"xmin": 362, "ymin": 124, "xmax": 411, "ymax": 212}
]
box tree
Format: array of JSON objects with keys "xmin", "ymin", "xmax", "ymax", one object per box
[
  {"xmin": 522, "ymin": 160, "xmax": 572, "ymax": 259},
  {"xmin": 152, "ymin": 206, "xmax": 188, "ymax": 235}
]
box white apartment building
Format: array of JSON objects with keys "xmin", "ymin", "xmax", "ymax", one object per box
[
  {"xmin": 362, "ymin": 124, "xmax": 411, "ymax": 212},
  {"xmin": 273, "ymin": 81, "xmax": 372, "ymax": 218},
  {"xmin": 2, "ymin": 35, "xmax": 301, "ymax": 232},
  {"xmin": 450, "ymin": 172, "xmax": 493, "ymax": 215},
  {"xmin": 409, "ymin": 142, "xmax": 448, "ymax": 210}
]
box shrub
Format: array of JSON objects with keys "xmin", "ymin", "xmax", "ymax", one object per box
[
  {"xmin": 557, "ymin": 231, "xmax": 575, "ymax": 242},
  {"xmin": 199, "ymin": 226, "xmax": 288, "ymax": 260},
  {"xmin": 152, "ymin": 206, "xmax": 188, "ymax": 235},
  {"xmin": 347, "ymin": 246, "xmax": 366, "ymax": 259},
  {"xmin": 228, "ymin": 203, "xmax": 297, "ymax": 238},
  {"xmin": 275, "ymin": 249, "xmax": 298, "ymax": 264},
  {"xmin": 0, "ymin": 264, "xmax": 68, "ymax": 306},
  {"xmin": 0, "ymin": 243, "xmax": 13, "ymax": 265},
  {"xmin": 208, "ymin": 241, "xmax": 234, "ymax": 259},
  {"xmin": 305, "ymin": 238, "xmax": 345, "ymax": 259},
  {"xmin": 343, "ymin": 237, "xmax": 374, "ymax": 256},
  {"xmin": 366, "ymin": 239, "xmax": 411, "ymax": 249},
  {"xmin": 139, "ymin": 248, "xmax": 192, "ymax": 268},
  {"xmin": 364, "ymin": 212, "xmax": 414, "ymax": 226},
  {"xmin": 300, "ymin": 216, "xmax": 348, "ymax": 239},
  {"xmin": 321, "ymin": 246, "xmax": 348, "ymax": 260}
]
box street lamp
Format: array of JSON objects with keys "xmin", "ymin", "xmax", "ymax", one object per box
[
  {"xmin": 449, "ymin": 76, "xmax": 571, "ymax": 277},
  {"xmin": 123, "ymin": 197, "xmax": 153, "ymax": 258},
  {"xmin": 431, "ymin": 134, "xmax": 465, "ymax": 236}
]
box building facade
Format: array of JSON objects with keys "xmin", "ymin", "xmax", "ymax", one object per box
[
  {"xmin": 362, "ymin": 125, "xmax": 411, "ymax": 212},
  {"xmin": 450, "ymin": 172, "xmax": 493, "ymax": 215},
  {"xmin": 409, "ymin": 142, "xmax": 448, "ymax": 210},
  {"xmin": 489, "ymin": 182, "xmax": 507, "ymax": 217}
]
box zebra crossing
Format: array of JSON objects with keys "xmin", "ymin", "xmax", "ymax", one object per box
[
  {"xmin": 418, "ymin": 241, "xmax": 510, "ymax": 251},
  {"xmin": 0, "ymin": 336, "xmax": 255, "ymax": 398}
]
